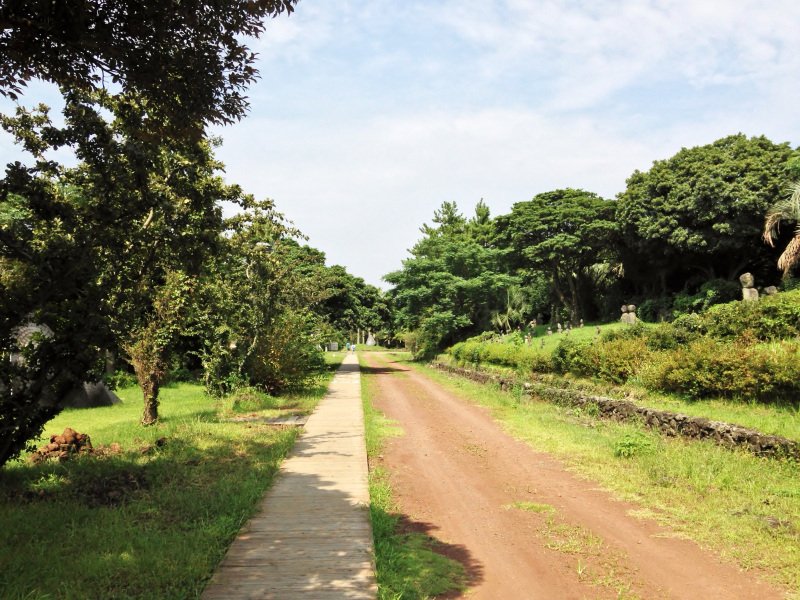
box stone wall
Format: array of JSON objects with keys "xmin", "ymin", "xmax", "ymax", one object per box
[{"xmin": 431, "ymin": 361, "xmax": 800, "ymax": 460}]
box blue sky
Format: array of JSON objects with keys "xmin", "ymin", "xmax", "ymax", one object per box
[{"xmin": 2, "ymin": 0, "xmax": 800, "ymax": 288}]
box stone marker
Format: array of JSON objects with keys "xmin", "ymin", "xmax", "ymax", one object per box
[{"xmin": 740, "ymin": 272, "xmax": 759, "ymax": 301}]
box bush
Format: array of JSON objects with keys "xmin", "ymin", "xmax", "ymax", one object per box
[
  {"xmin": 614, "ymin": 431, "xmax": 655, "ymax": 458},
  {"xmin": 703, "ymin": 289, "xmax": 800, "ymax": 341},
  {"xmin": 103, "ymin": 370, "xmax": 138, "ymax": 390},
  {"xmin": 448, "ymin": 340, "xmax": 551, "ymax": 373},
  {"xmin": 244, "ymin": 311, "xmax": 326, "ymax": 393},
  {"xmin": 637, "ymin": 297, "xmax": 672, "ymax": 323},
  {"xmin": 640, "ymin": 338, "xmax": 800, "ymax": 401},
  {"xmin": 561, "ymin": 337, "xmax": 649, "ymax": 384}
]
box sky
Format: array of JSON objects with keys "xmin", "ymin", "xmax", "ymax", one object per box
[{"xmin": 2, "ymin": 0, "xmax": 800, "ymax": 288}]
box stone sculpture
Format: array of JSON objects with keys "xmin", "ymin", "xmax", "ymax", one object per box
[
  {"xmin": 740, "ymin": 272, "xmax": 759, "ymax": 301},
  {"xmin": 620, "ymin": 305, "xmax": 638, "ymax": 325}
]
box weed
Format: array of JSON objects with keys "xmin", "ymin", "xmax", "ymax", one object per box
[
  {"xmin": 614, "ymin": 432, "xmax": 656, "ymax": 458},
  {"xmin": 503, "ymin": 501, "xmax": 555, "ymax": 513}
]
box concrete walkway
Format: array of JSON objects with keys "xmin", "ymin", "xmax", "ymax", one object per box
[{"xmin": 202, "ymin": 354, "xmax": 376, "ymax": 599}]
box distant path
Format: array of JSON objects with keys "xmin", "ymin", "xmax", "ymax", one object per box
[
  {"xmin": 202, "ymin": 354, "xmax": 376, "ymax": 600},
  {"xmin": 363, "ymin": 353, "xmax": 787, "ymax": 600}
]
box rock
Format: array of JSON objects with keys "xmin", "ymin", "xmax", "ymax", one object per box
[
  {"xmin": 764, "ymin": 285, "xmax": 778, "ymax": 295},
  {"xmin": 62, "ymin": 382, "xmax": 122, "ymax": 409},
  {"xmin": 739, "ymin": 272, "xmax": 755, "ymax": 288},
  {"xmin": 742, "ymin": 287, "xmax": 759, "ymax": 302}
]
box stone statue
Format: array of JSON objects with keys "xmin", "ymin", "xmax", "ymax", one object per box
[
  {"xmin": 740, "ymin": 273, "xmax": 759, "ymax": 301},
  {"xmin": 620, "ymin": 305, "xmax": 638, "ymax": 325}
]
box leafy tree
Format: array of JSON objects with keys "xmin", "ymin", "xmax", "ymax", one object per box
[
  {"xmin": 616, "ymin": 134, "xmax": 794, "ymax": 293},
  {"xmin": 495, "ymin": 189, "xmax": 616, "ymax": 325},
  {"xmin": 0, "ymin": 90, "xmax": 242, "ymax": 465},
  {"xmin": 763, "ymin": 181, "xmax": 800, "ymax": 278},
  {"xmin": 385, "ymin": 201, "xmax": 517, "ymax": 351},
  {"xmin": 195, "ymin": 202, "xmax": 329, "ymax": 395},
  {"xmin": 0, "ymin": 0, "xmax": 297, "ymax": 134}
]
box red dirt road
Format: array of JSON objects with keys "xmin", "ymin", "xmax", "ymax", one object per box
[{"xmin": 363, "ymin": 353, "xmax": 787, "ymax": 600}]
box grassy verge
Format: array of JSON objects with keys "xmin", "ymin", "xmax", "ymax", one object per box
[
  {"xmin": 438, "ymin": 352, "xmax": 800, "ymax": 441},
  {"xmin": 402, "ymin": 357, "xmax": 800, "ymax": 598},
  {"xmin": 359, "ymin": 355, "xmax": 469, "ymax": 600},
  {"xmin": 0, "ymin": 360, "xmax": 341, "ymax": 600}
]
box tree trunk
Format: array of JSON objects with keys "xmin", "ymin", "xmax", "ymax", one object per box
[{"xmin": 140, "ymin": 375, "xmax": 160, "ymax": 425}]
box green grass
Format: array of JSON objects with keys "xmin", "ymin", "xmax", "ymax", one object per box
[
  {"xmin": 439, "ymin": 347, "xmax": 800, "ymax": 441},
  {"xmin": 401, "ymin": 356, "xmax": 800, "ymax": 598},
  {"xmin": 359, "ymin": 355, "xmax": 469, "ymax": 600},
  {"xmin": 503, "ymin": 501, "xmax": 555, "ymax": 513},
  {"xmin": 0, "ymin": 363, "xmax": 341, "ymax": 600},
  {"xmin": 502, "ymin": 321, "xmax": 626, "ymax": 354}
]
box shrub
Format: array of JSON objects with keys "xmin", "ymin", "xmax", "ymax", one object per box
[
  {"xmin": 565, "ymin": 337, "xmax": 649, "ymax": 384},
  {"xmin": 614, "ymin": 431, "xmax": 655, "ymax": 458},
  {"xmin": 104, "ymin": 370, "xmax": 138, "ymax": 390},
  {"xmin": 244, "ymin": 311, "xmax": 326, "ymax": 393},
  {"xmin": 448, "ymin": 340, "xmax": 551, "ymax": 373},
  {"xmin": 637, "ymin": 297, "xmax": 672, "ymax": 323},
  {"xmin": 640, "ymin": 337, "xmax": 800, "ymax": 401},
  {"xmin": 703, "ymin": 289, "xmax": 800, "ymax": 341}
]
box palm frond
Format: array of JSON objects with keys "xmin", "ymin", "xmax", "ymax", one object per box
[{"xmin": 777, "ymin": 234, "xmax": 800, "ymax": 277}]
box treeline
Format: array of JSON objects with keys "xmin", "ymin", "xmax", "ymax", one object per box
[
  {"xmin": 387, "ymin": 133, "xmax": 800, "ymax": 355},
  {"xmin": 0, "ymin": 91, "xmax": 391, "ymax": 467}
]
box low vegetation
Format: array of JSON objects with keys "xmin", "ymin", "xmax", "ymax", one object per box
[
  {"xmin": 447, "ymin": 290, "xmax": 800, "ymax": 409},
  {"xmin": 0, "ymin": 356, "xmax": 341, "ymax": 600}
]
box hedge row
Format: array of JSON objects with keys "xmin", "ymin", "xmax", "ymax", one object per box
[{"xmin": 447, "ymin": 291, "xmax": 800, "ymax": 403}]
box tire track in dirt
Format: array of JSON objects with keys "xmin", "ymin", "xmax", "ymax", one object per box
[{"xmin": 363, "ymin": 353, "xmax": 787, "ymax": 600}]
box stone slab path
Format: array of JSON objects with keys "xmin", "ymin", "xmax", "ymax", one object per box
[{"xmin": 202, "ymin": 354, "xmax": 376, "ymax": 600}]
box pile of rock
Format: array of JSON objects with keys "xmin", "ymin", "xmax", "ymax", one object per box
[{"xmin": 29, "ymin": 427, "xmax": 93, "ymax": 463}]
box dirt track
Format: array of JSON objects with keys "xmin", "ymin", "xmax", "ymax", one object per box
[{"xmin": 362, "ymin": 353, "xmax": 787, "ymax": 600}]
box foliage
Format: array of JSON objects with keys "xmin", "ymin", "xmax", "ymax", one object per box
[
  {"xmin": 0, "ymin": 0, "xmax": 297, "ymax": 134},
  {"xmin": 614, "ymin": 432, "xmax": 655, "ymax": 458},
  {"xmin": 494, "ymin": 188, "xmax": 617, "ymax": 324},
  {"xmin": 194, "ymin": 202, "xmax": 327, "ymax": 396},
  {"xmin": 671, "ymin": 279, "xmax": 741, "ymax": 316},
  {"xmin": 763, "ymin": 180, "xmax": 800, "ymax": 277},
  {"xmin": 702, "ymin": 289, "xmax": 800, "ymax": 341},
  {"xmin": 386, "ymin": 201, "xmax": 518, "ymax": 350},
  {"xmin": 0, "ymin": 90, "xmax": 240, "ymax": 466},
  {"xmin": 616, "ymin": 134, "xmax": 793, "ymax": 293},
  {"xmin": 639, "ymin": 338, "xmax": 800, "ymax": 401},
  {"xmin": 244, "ymin": 310, "xmax": 326, "ymax": 393},
  {"xmin": 450, "ymin": 340, "xmax": 551, "ymax": 373}
]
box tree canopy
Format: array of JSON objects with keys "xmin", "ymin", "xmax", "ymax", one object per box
[
  {"xmin": 0, "ymin": 0, "xmax": 297, "ymax": 135},
  {"xmin": 494, "ymin": 189, "xmax": 617, "ymax": 325},
  {"xmin": 385, "ymin": 201, "xmax": 517, "ymax": 352},
  {"xmin": 616, "ymin": 134, "xmax": 793, "ymax": 293}
]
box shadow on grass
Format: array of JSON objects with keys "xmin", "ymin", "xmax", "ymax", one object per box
[
  {"xmin": 372, "ymin": 505, "xmax": 482, "ymax": 599},
  {"xmin": 0, "ymin": 426, "xmax": 309, "ymax": 599}
]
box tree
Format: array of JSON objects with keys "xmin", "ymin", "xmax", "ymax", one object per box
[
  {"xmin": 495, "ymin": 189, "xmax": 617, "ymax": 325},
  {"xmin": 616, "ymin": 134, "xmax": 794, "ymax": 294},
  {"xmin": 0, "ymin": 90, "xmax": 242, "ymax": 465},
  {"xmin": 0, "ymin": 0, "xmax": 297, "ymax": 135},
  {"xmin": 763, "ymin": 181, "xmax": 800, "ymax": 278},
  {"xmin": 195, "ymin": 202, "xmax": 329, "ymax": 396},
  {"xmin": 385, "ymin": 201, "xmax": 517, "ymax": 351}
]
